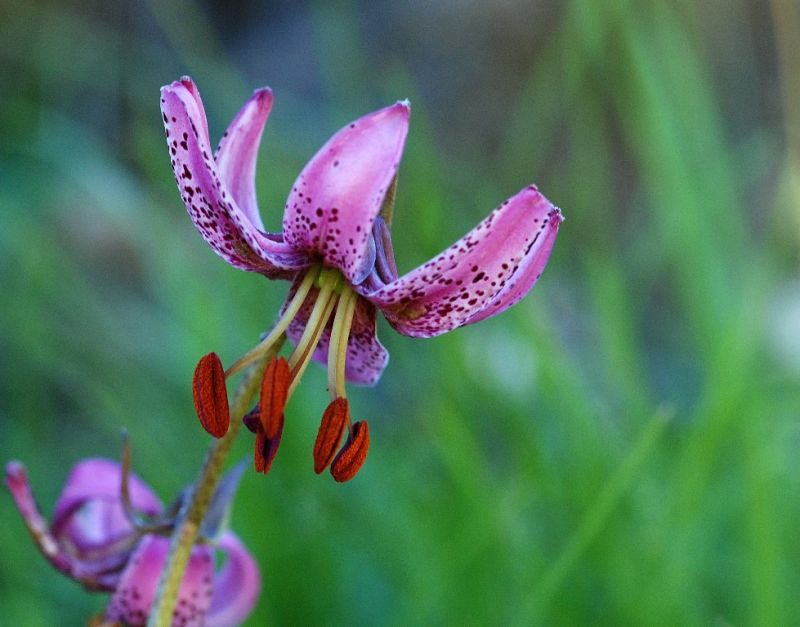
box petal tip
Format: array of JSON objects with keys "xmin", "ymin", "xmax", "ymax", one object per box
[
  {"xmin": 522, "ymin": 184, "xmax": 564, "ymax": 223},
  {"xmin": 160, "ymin": 77, "xmax": 198, "ymax": 102},
  {"xmin": 392, "ymin": 100, "xmax": 411, "ymax": 117},
  {"xmin": 160, "ymin": 78, "xmax": 191, "ymax": 98},
  {"xmin": 250, "ymin": 88, "xmax": 274, "ymax": 112},
  {"xmin": 159, "ymin": 83, "xmax": 177, "ymax": 99},
  {"xmin": 4, "ymin": 460, "xmax": 25, "ymax": 484}
]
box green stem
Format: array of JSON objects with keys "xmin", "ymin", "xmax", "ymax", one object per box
[{"xmin": 147, "ymin": 339, "xmax": 282, "ymax": 626}]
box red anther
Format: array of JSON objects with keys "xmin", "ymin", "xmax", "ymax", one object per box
[
  {"xmin": 254, "ymin": 413, "xmax": 284, "ymax": 475},
  {"xmin": 259, "ymin": 357, "xmax": 290, "ymax": 439},
  {"xmin": 330, "ymin": 420, "xmax": 370, "ymax": 483},
  {"xmin": 312, "ymin": 398, "xmax": 349, "ymax": 474},
  {"xmin": 192, "ymin": 352, "xmax": 230, "ymax": 438}
]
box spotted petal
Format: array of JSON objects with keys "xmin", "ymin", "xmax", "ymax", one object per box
[
  {"xmin": 284, "ymin": 284, "xmax": 389, "ymax": 386},
  {"xmin": 161, "ymin": 78, "xmax": 307, "ymax": 277},
  {"xmin": 366, "ymin": 185, "xmax": 562, "ymax": 337},
  {"xmin": 215, "ymin": 88, "xmax": 272, "ymax": 231},
  {"xmin": 207, "ymin": 531, "xmax": 261, "ymax": 627},
  {"xmin": 464, "ymin": 198, "xmax": 562, "ymax": 325},
  {"xmin": 282, "ymin": 102, "xmax": 410, "ymax": 285},
  {"xmin": 174, "ymin": 76, "xmax": 210, "ymax": 150},
  {"xmin": 105, "ymin": 535, "xmax": 214, "ymax": 626}
]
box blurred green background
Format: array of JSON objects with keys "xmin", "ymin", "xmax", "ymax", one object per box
[{"xmin": 2, "ymin": 0, "xmax": 800, "ymax": 624}]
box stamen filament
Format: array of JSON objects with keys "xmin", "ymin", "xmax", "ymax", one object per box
[
  {"xmin": 120, "ymin": 431, "xmax": 170, "ymax": 534},
  {"xmin": 287, "ymin": 268, "xmax": 339, "ymax": 371},
  {"xmin": 327, "ymin": 286, "xmax": 357, "ymax": 402},
  {"xmin": 287, "ymin": 295, "xmax": 338, "ymax": 398},
  {"xmin": 225, "ymin": 266, "xmax": 320, "ymax": 379}
]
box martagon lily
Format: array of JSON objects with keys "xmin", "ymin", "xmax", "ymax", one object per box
[
  {"xmin": 5, "ymin": 458, "xmax": 260, "ymax": 626},
  {"xmin": 161, "ymin": 77, "xmax": 562, "ymax": 481}
]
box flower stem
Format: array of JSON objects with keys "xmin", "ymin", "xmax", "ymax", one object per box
[{"xmin": 147, "ymin": 339, "xmax": 283, "ymax": 626}]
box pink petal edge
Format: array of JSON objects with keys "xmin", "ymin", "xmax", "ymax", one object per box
[
  {"xmin": 214, "ymin": 87, "xmax": 273, "ymax": 231},
  {"xmin": 52, "ymin": 458, "xmax": 162, "ymax": 534},
  {"xmin": 465, "ymin": 202, "xmax": 562, "ymax": 325},
  {"xmin": 5, "ymin": 461, "xmax": 75, "ymax": 577},
  {"xmin": 105, "ymin": 535, "xmax": 214, "ymax": 626},
  {"xmin": 207, "ymin": 531, "xmax": 261, "ymax": 627},
  {"xmin": 282, "ymin": 101, "xmax": 410, "ymax": 285},
  {"xmin": 161, "ymin": 79, "xmax": 307, "ymax": 278},
  {"xmin": 366, "ymin": 185, "xmax": 562, "ymax": 337}
]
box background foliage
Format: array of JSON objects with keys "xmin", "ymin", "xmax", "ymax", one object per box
[{"xmin": 1, "ymin": 0, "xmax": 799, "ymax": 624}]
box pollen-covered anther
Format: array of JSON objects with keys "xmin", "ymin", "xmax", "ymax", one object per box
[
  {"xmin": 259, "ymin": 356, "xmax": 290, "ymax": 439},
  {"xmin": 313, "ymin": 398, "xmax": 350, "ymax": 474},
  {"xmin": 330, "ymin": 420, "xmax": 370, "ymax": 482},
  {"xmin": 192, "ymin": 352, "xmax": 231, "ymax": 438}
]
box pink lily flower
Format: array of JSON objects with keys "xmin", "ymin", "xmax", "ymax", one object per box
[
  {"xmin": 161, "ymin": 77, "xmax": 562, "ymax": 481},
  {"xmin": 5, "ymin": 459, "xmax": 260, "ymax": 626}
]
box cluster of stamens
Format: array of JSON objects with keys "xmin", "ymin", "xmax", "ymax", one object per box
[{"xmin": 191, "ymin": 266, "xmax": 370, "ymax": 482}]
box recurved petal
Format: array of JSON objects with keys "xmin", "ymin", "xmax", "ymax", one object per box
[
  {"xmin": 464, "ymin": 201, "xmax": 562, "ymax": 325},
  {"xmin": 214, "ymin": 88, "xmax": 272, "ymax": 231},
  {"xmin": 161, "ymin": 79, "xmax": 307, "ymax": 277},
  {"xmin": 282, "ymin": 102, "xmax": 410, "ymax": 285},
  {"xmin": 52, "ymin": 458, "xmax": 162, "ymax": 541},
  {"xmin": 366, "ymin": 185, "xmax": 562, "ymax": 337},
  {"xmin": 5, "ymin": 462, "xmax": 76, "ymax": 579},
  {"xmin": 285, "ymin": 289, "xmax": 389, "ymax": 386},
  {"xmin": 105, "ymin": 535, "xmax": 214, "ymax": 626},
  {"xmin": 207, "ymin": 531, "xmax": 261, "ymax": 627},
  {"xmin": 174, "ymin": 76, "xmax": 210, "ymax": 150},
  {"xmin": 6, "ymin": 461, "xmax": 141, "ymax": 591}
]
